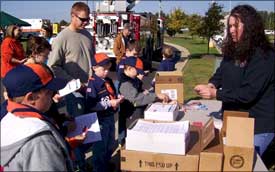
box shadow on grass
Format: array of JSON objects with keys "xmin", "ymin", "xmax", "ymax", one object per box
[
  {"xmin": 189, "ymin": 53, "xmax": 222, "ymax": 59},
  {"xmin": 189, "ymin": 53, "xmax": 204, "ymax": 59},
  {"xmin": 192, "ymin": 42, "xmax": 206, "ymax": 45}
]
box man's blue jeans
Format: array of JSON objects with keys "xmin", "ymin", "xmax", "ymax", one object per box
[{"xmin": 254, "ymin": 133, "xmax": 274, "ymax": 156}]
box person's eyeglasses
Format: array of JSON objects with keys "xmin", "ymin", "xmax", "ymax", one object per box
[{"xmin": 75, "ymin": 14, "xmax": 90, "ymax": 22}]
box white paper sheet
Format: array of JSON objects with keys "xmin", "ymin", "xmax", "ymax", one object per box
[
  {"xmin": 146, "ymin": 102, "xmax": 177, "ymax": 112},
  {"xmin": 58, "ymin": 79, "xmax": 81, "ymax": 97},
  {"xmin": 66, "ymin": 112, "xmax": 101, "ymax": 144},
  {"xmin": 131, "ymin": 120, "xmax": 189, "ymax": 134}
]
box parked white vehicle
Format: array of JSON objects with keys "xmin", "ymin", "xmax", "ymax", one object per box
[
  {"xmin": 212, "ymin": 34, "xmax": 223, "ymax": 45},
  {"xmin": 264, "ymin": 30, "xmax": 274, "ymax": 35}
]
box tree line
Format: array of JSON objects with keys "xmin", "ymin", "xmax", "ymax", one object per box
[{"xmin": 160, "ymin": 2, "xmax": 274, "ymax": 53}]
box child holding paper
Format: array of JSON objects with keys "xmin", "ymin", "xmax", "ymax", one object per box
[
  {"xmin": 85, "ymin": 53, "xmax": 124, "ymax": 172},
  {"xmin": 1, "ymin": 63, "xmax": 73, "ymax": 171},
  {"xmin": 118, "ymin": 56, "xmax": 170, "ymax": 143}
]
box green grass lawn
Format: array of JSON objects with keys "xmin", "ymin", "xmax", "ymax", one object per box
[
  {"xmin": 182, "ymin": 58, "xmax": 215, "ymax": 101},
  {"xmin": 165, "ymin": 35, "xmax": 218, "ymax": 101}
]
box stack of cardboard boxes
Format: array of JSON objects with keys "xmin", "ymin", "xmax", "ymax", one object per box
[
  {"xmin": 121, "ymin": 115, "xmax": 218, "ymax": 171},
  {"xmin": 121, "ymin": 111, "xmax": 256, "ymax": 172}
]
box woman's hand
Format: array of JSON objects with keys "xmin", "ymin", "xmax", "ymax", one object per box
[{"xmin": 194, "ymin": 84, "xmax": 217, "ymax": 99}]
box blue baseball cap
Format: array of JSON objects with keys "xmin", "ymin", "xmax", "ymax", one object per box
[
  {"xmin": 123, "ymin": 56, "xmax": 144, "ymax": 75},
  {"xmin": 3, "ymin": 64, "xmax": 67, "ymax": 98}
]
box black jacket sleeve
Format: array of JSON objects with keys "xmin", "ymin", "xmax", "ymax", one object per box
[{"xmin": 216, "ymin": 51, "xmax": 274, "ymax": 104}]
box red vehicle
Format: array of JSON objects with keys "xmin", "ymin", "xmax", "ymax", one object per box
[{"xmin": 86, "ymin": 10, "xmax": 164, "ymax": 70}]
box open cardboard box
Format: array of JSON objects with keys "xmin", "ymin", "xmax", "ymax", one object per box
[
  {"xmin": 182, "ymin": 111, "xmax": 215, "ymax": 151},
  {"xmin": 223, "ymin": 116, "xmax": 255, "ymax": 171},
  {"xmin": 155, "ymin": 71, "xmax": 184, "ymax": 104},
  {"xmin": 121, "ymin": 123, "xmax": 201, "ymax": 171},
  {"xmin": 199, "ymin": 128, "xmax": 223, "ymax": 171}
]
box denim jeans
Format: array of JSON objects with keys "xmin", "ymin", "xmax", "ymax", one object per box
[
  {"xmin": 92, "ymin": 115, "xmax": 116, "ymax": 172},
  {"xmin": 254, "ymin": 133, "xmax": 274, "ymax": 156}
]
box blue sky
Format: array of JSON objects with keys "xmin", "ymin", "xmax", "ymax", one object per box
[{"xmin": 1, "ymin": 1, "xmax": 274, "ymax": 22}]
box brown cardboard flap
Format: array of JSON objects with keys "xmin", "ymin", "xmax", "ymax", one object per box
[
  {"xmin": 222, "ymin": 111, "xmax": 249, "ymax": 137},
  {"xmin": 200, "ymin": 118, "xmax": 215, "ymax": 151},
  {"xmin": 199, "ymin": 129, "xmax": 223, "ymax": 172},
  {"xmin": 182, "ymin": 113, "xmax": 215, "ymax": 151},
  {"xmin": 203, "ymin": 128, "xmax": 223, "ymax": 153},
  {"xmin": 188, "ymin": 125, "xmax": 201, "ymax": 155},
  {"xmin": 226, "ymin": 117, "xmax": 254, "ymax": 148}
]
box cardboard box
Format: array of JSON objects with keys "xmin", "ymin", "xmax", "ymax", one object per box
[
  {"xmin": 221, "ymin": 110, "xmax": 249, "ymax": 137},
  {"xmin": 144, "ymin": 102, "xmax": 179, "ymax": 121},
  {"xmin": 155, "ymin": 71, "xmax": 184, "ymax": 103},
  {"xmin": 121, "ymin": 125, "xmax": 201, "ymax": 171},
  {"xmin": 199, "ymin": 128, "xmax": 223, "ymax": 171},
  {"xmin": 223, "ymin": 116, "xmax": 255, "ymax": 171},
  {"xmin": 182, "ymin": 111, "xmax": 215, "ymax": 151},
  {"xmin": 126, "ymin": 120, "xmax": 190, "ymax": 155}
]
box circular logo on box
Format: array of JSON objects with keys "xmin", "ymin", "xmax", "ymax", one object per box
[{"xmin": 230, "ymin": 155, "xmax": 244, "ymax": 169}]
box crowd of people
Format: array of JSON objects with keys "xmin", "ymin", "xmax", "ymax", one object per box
[{"xmin": 0, "ymin": 2, "xmax": 274, "ymax": 172}]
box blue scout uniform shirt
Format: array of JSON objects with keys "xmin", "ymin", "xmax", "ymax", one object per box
[
  {"xmin": 158, "ymin": 58, "xmax": 176, "ymax": 71},
  {"xmin": 86, "ymin": 73, "xmax": 117, "ymax": 118}
]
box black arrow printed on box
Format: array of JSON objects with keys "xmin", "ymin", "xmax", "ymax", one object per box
[
  {"xmin": 139, "ymin": 160, "xmax": 143, "ymax": 167},
  {"xmin": 175, "ymin": 162, "xmax": 179, "ymax": 171}
]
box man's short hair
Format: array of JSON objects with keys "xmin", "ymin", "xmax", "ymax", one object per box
[
  {"xmin": 123, "ymin": 23, "xmax": 131, "ymax": 30},
  {"xmin": 71, "ymin": 2, "xmax": 90, "ymax": 15}
]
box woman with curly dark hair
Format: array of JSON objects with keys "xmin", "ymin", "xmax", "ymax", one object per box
[{"xmin": 194, "ymin": 4, "xmax": 274, "ymax": 156}]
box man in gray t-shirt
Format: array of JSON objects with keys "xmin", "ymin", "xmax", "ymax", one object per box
[
  {"xmin": 47, "ymin": 2, "xmax": 94, "ymax": 172},
  {"xmin": 48, "ymin": 2, "xmax": 94, "ymax": 117}
]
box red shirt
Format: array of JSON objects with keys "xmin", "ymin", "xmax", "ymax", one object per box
[{"xmin": 1, "ymin": 37, "xmax": 25, "ymax": 77}]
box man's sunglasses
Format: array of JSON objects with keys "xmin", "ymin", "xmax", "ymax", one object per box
[{"xmin": 75, "ymin": 14, "xmax": 90, "ymax": 22}]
